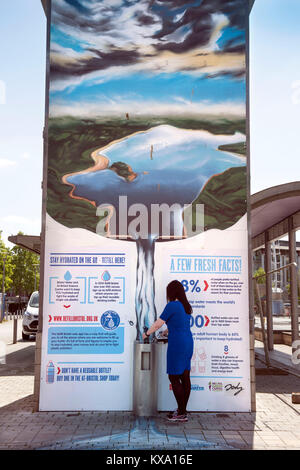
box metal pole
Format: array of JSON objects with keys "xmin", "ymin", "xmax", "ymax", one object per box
[
  {"xmin": 33, "ymin": 263, "xmax": 39, "ymax": 292},
  {"xmin": 13, "ymin": 315, "xmax": 18, "ymax": 344},
  {"xmin": 1, "ymin": 254, "xmax": 7, "ymax": 323},
  {"xmin": 254, "ymin": 262, "xmax": 297, "ymax": 280},
  {"xmin": 288, "ymin": 218, "xmax": 299, "ymax": 351},
  {"xmin": 254, "ymin": 279, "xmax": 270, "ymax": 367},
  {"xmin": 265, "ymin": 232, "xmax": 273, "ymax": 350},
  {"xmin": 33, "ymin": 0, "xmax": 52, "ymax": 411},
  {"xmin": 253, "ymin": 262, "xmax": 298, "ymax": 366}
]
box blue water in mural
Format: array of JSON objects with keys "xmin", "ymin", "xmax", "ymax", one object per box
[{"xmin": 67, "ymin": 125, "xmax": 245, "ymax": 210}]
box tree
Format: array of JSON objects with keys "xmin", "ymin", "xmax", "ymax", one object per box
[
  {"xmin": 253, "ymin": 267, "xmax": 266, "ymax": 309},
  {"xmin": 11, "ymin": 232, "xmax": 40, "ymax": 296},
  {"xmin": 0, "ymin": 231, "xmax": 13, "ymax": 292},
  {"xmin": 253, "ymin": 267, "xmax": 266, "ymax": 284}
]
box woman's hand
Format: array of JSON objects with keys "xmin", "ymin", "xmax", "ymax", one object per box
[{"xmin": 141, "ymin": 318, "xmax": 165, "ymax": 341}]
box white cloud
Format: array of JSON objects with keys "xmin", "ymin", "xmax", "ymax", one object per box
[
  {"xmin": 0, "ymin": 80, "xmax": 6, "ymax": 105},
  {"xmin": 21, "ymin": 152, "xmax": 30, "ymax": 160},
  {"xmin": 0, "ymin": 158, "xmax": 16, "ymax": 169},
  {"xmin": 0, "ymin": 215, "xmax": 41, "ymax": 248}
]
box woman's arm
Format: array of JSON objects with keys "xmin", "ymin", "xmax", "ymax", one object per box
[{"xmin": 142, "ymin": 318, "xmax": 165, "ymax": 339}]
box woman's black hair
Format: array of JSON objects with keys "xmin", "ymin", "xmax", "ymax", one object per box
[{"xmin": 166, "ymin": 280, "xmax": 192, "ymax": 315}]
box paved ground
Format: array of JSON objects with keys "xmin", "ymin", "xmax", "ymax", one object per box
[
  {"xmin": 254, "ymin": 315, "xmax": 300, "ymax": 331},
  {"xmin": 0, "ymin": 318, "xmax": 300, "ymax": 450}
]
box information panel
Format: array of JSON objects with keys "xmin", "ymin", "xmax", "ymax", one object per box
[
  {"xmin": 39, "ymin": 227, "xmax": 137, "ymax": 411},
  {"xmin": 155, "ymin": 219, "xmax": 251, "ymax": 411}
]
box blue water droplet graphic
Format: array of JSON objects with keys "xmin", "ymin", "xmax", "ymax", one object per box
[
  {"xmin": 64, "ymin": 271, "xmax": 72, "ymax": 281},
  {"xmin": 102, "ymin": 271, "xmax": 111, "ymax": 281}
]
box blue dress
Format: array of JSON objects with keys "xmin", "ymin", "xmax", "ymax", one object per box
[{"xmin": 160, "ymin": 301, "xmax": 194, "ymax": 375}]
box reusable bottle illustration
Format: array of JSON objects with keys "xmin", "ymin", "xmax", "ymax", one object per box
[{"xmin": 46, "ymin": 361, "xmax": 55, "ymax": 384}]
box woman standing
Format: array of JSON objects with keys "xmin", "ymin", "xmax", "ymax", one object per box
[{"xmin": 142, "ymin": 280, "xmax": 194, "ymax": 422}]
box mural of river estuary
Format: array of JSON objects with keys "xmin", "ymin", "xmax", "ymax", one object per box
[{"xmin": 63, "ymin": 125, "xmax": 246, "ymax": 339}]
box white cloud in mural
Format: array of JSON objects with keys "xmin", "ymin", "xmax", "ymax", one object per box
[
  {"xmin": 50, "ymin": 99, "xmax": 245, "ymax": 118},
  {"xmin": 52, "ymin": 0, "xmax": 161, "ymax": 53},
  {"xmin": 51, "ymin": 42, "xmax": 97, "ymax": 66},
  {"xmin": 50, "ymin": 48, "xmax": 244, "ymax": 93},
  {"xmin": 103, "ymin": 125, "xmax": 246, "ymax": 157},
  {"xmin": 50, "ymin": 0, "xmax": 246, "ymax": 92}
]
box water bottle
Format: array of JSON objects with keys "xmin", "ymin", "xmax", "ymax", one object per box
[{"xmin": 46, "ymin": 361, "xmax": 55, "ymax": 384}]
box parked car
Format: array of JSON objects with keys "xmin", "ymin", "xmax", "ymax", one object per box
[{"xmin": 22, "ymin": 291, "xmax": 39, "ymax": 340}]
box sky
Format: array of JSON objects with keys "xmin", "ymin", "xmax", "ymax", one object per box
[{"xmin": 0, "ymin": 0, "xmax": 299, "ymax": 247}]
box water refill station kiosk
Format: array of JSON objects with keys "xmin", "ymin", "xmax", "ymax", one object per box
[
  {"xmin": 36, "ymin": 0, "xmax": 255, "ymax": 413},
  {"xmin": 133, "ymin": 333, "xmax": 159, "ymax": 417}
]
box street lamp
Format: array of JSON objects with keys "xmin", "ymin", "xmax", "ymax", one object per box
[
  {"xmin": 33, "ymin": 263, "xmax": 40, "ymax": 292},
  {"xmin": 0, "ymin": 249, "xmax": 9, "ymax": 323}
]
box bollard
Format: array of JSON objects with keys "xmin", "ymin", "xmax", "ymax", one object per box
[
  {"xmin": 133, "ymin": 338, "xmax": 157, "ymax": 417},
  {"xmin": 292, "ymin": 393, "xmax": 300, "ymax": 404},
  {"xmin": 13, "ymin": 316, "xmax": 18, "ymax": 344}
]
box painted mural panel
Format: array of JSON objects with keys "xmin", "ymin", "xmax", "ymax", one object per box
[{"xmin": 40, "ymin": 0, "xmax": 250, "ymax": 411}]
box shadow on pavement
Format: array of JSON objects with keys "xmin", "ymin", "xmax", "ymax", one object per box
[
  {"xmin": 255, "ymin": 372, "xmax": 300, "ymax": 394},
  {"xmin": 255, "ymin": 357, "xmax": 300, "ymax": 394},
  {"xmin": 0, "ymin": 345, "xmax": 36, "ymax": 376},
  {"xmin": 0, "ymin": 393, "xmax": 36, "ymax": 413}
]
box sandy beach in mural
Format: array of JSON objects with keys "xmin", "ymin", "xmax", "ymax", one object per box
[{"xmin": 62, "ymin": 151, "xmax": 109, "ymax": 208}]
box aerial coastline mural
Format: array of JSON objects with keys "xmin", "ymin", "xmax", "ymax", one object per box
[{"xmin": 47, "ymin": 0, "xmax": 248, "ymax": 338}]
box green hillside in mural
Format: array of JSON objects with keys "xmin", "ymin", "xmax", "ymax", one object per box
[
  {"xmin": 47, "ymin": 116, "xmax": 247, "ymax": 234},
  {"xmin": 184, "ymin": 166, "xmax": 247, "ymax": 233},
  {"xmin": 218, "ymin": 142, "xmax": 246, "ymax": 156}
]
